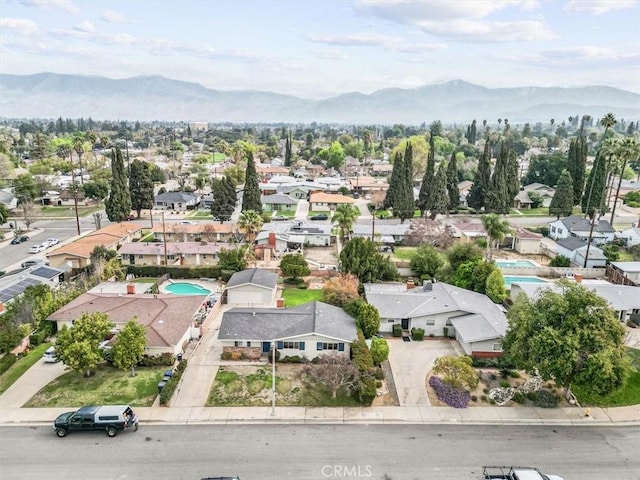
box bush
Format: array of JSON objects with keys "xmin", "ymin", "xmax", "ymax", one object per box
[
  {"xmin": 280, "ymin": 355, "xmax": 303, "ymax": 363},
  {"xmin": 29, "ymin": 322, "xmax": 54, "ymax": 346},
  {"xmin": 480, "ymin": 395, "xmax": 488, "ymax": 402},
  {"xmin": 526, "ymin": 391, "xmax": 538, "ymax": 401},
  {"xmin": 376, "ymin": 380, "xmax": 382, "ymax": 388},
  {"xmin": 221, "ymin": 351, "xmax": 232, "ymax": 360},
  {"xmin": 512, "ymin": 392, "xmax": 525, "ymax": 404},
  {"xmin": 483, "ymin": 388, "xmax": 490, "ymax": 394},
  {"xmin": 471, "ymin": 356, "xmax": 517, "ymax": 369},
  {"xmin": 534, "ymin": 389, "xmax": 559, "ymax": 408},
  {"xmin": 471, "ymin": 395, "xmax": 478, "ymax": 402},
  {"xmin": 429, "ymin": 375, "xmax": 470, "ymax": 408},
  {"xmin": 489, "ymin": 373, "xmax": 497, "ymax": 381},
  {"xmin": 357, "ymin": 377, "xmax": 377, "ymax": 406},
  {"xmin": 159, "ymin": 359, "xmax": 188, "ymax": 405},
  {"xmin": 392, "ymin": 324, "xmax": 402, "ymax": 337},
  {"xmin": 139, "ymin": 353, "xmax": 174, "ymax": 367},
  {"xmin": 549, "ymin": 255, "xmax": 570, "ymax": 267},
  {"xmin": 500, "ymin": 368, "xmax": 511, "ymax": 379},
  {"xmin": 499, "ymin": 380, "xmax": 511, "ymax": 388},
  {"xmin": 0, "ymin": 353, "xmax": 17, "ymax": 375},
  {"xmin": 411, "ymin": 327, "xmax": 425, "ymax": 341},
  {"xmin": 509, "ymin": 370, "xmax": 521, "ymax": 378},
  {"xmin": 373, "ymin": 366, "xmax": 385, "ymax": 380},
  {"xmin": 126, "ymin": 265, "xmax": 222, "ymax": 280}
]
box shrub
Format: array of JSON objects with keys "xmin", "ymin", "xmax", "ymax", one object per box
[
  {"xmin": 376, "ymin": 380, "xmax": 382, "ymax": 388},
  {"xmin": 489, "ymin": 373, "xmax": 497, "ymax": 381},
  {"xmin": 509, "ymin": 370, "xmax": 521, "ymax": 378},
  {"xmin": 499, "ymin": 380, "xmax": 510, "ymax": 388},
  {"xmin": 221, "ymin": 351, "xmax": 232, "ymax": 360},
  {"xmin": 526, "ymin": 391, "xmax": 538, "ymax": 401},
  {"xmin": 428, "ymin": 375, "xmax": 470, "ymax": 408},
  {"xmin": 534, "ymin": 389, "xmax": 559, "ymax": 408},
  {"xmin": 280, "ymin": 355, "xmax": 302, "ymax": 363},
  {"xmin": 471, "ymin": 395, "xmax": 478, "ymax": 402},
  {"xmin": 373, "ymin": 366, "xmax": 385, "ymax": 380},
  {"xmin": 500, "ymin": 368, "xmax": 511, "ymax": 379},
  {"xmin": 392, "ymin": 324, "xmax": 402, "ymax": 337},
  {"xmin": 29, "ymin": 322, "xmax": 54, "ymax": 346},
  {"xmin": 443, "ymin": 326, "xmax": 449, "ymax": 337},
  {"xmin": 0, "ymin": 353, "xmax": 17, "ymax": 375},
  {"xmin": 512, "ymin": 392, "xmax": 525, "ymax": 404},
  {"xmin": 357, "ymin": 377, "xmax": 377, "ymax": 406},
  {"xmin": 480, "ymin": 395, "xmax": 488, "ymax": 402},
  {"xmin": 411, "ymin": 327, "xmax": 425, "ymax": 341},
  {"xmin": 549, "ymin": 255, "xmax": 570, "ymax": 267},
  {"xmin": 489, "ymin": 398, "xmax": 496, "ymax": 405},
  {"xmin": 483, "ymin": 388, "xmax": 490, "ymax": 394},
  {"xmin": 159, "ymin": 359, "xmax": 188, "ymax": 406},
  {"xmin": 139, "ymin": 353, "xmax": 174, "ymax": 367}
]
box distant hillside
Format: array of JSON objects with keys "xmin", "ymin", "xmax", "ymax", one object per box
[{"xmin": 1, "ymin": 72, "xmax": 639, "ymax": 124}]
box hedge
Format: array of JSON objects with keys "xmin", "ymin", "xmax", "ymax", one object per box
[
  {"xmin": 126, "ymin": 265, "xmax": 229, "ymax": 281},
  {"xmin": 0, "ymin": 353, "xmax": 17, "ymax": 376},
  {"xmin": 159, "ymin": 359, "xmax": 188, "ymax": 406}
]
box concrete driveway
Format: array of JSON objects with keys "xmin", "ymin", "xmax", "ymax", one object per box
[{"xmin": 387, "ymin": 338, "xmax": 458, "ymax": 406}]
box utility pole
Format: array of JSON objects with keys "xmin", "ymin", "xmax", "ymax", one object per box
[
  {"xmin": 70, "ymin": 153, "xmax": 81, "ymax": 235},
  {"xmin": 162, "ymin": 210, "xmax": 168, "ymax": 265},
  {"xmin": 583, "ymin": 209, "xmax": 598, "ymax": 268},
  {"xmin": 271, "ymin": 339, "xmax": 276, "ymax": 416}
]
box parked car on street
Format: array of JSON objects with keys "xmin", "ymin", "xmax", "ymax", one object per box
[
  {"xmin": 54, "ymin": 405, "xmax": 138, "ymax": 438},
  {"xmin": 21, "ymin": 259, "xmax": 48, "ymax": 268},
  {"xmin": 28, "ymin": 244, "xmax": 45, "ymax": 253},
  {"xmin": 310, "ymin": 213, "xmax": 328, "ymax": 221},
  {"xmin": 46, "ymin": 238, "xmax": 59, "ymax": 246},
  {"xmin": 43, "ymin": 346, "xmax": 59, "ymax": 363},
  {"xmin": 10, "ymin": 235, "xmax": 29, "ymax": 244},
  {"xmin": 482, "ymin": 466, "xmax": 564, "ymax": 480},
  {"xmin": 271, "ymin": 214, "xmax": 288, "ymax": 221}
]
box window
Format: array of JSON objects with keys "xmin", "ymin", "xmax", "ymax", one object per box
[
  {"xmin": 388, "ymin": 318, "xmax": 395, "ymax": 323},
  {"xmin": 492, "ymin": 343, "xmax": 502, "ymax": 352},
  {"xmin": 167, "ymin": 255, "xmax": 176, "ymax": 260},
  {"xmin": 246, "ymin": 342, "xmax": 251, "ymax": 347},
  {"xmin": 282, "ymin": 341, "xmax": 299, "ymax": 349},
  {"xmin": 445, "ymin": 319, "xmax": 453, "ymax": 327},
  {"xmin": 234, "ymin": 341, "xmax": 241, "ymax": 347},
  {"xmin": 138, "ymin": 254, "xmax": 144, "ymax": 259},
  {"xmin": 557, "ymin": 228, "xmax": 563, "ymax": 235},
  {"xmin": 426, "ymin": 319, "xmax": 435, "ymax": 326},
  {"xmin": 318, "ymin": 342, "xmax": 340, "ymax": 351}
]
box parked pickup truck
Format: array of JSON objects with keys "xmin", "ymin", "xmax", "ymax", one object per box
[
  {"xmin": 483, "ymin": 466, "xmax": 564, "ymax": 480},
  {"xmin": 54, "ymin": 405, "xmax": 138, "ymax": 438}
]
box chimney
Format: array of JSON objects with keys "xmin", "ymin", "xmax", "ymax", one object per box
[
  {"xmin": 574, "ymin": 273, "xmax": 583, "ymax": 283},
  {"xmin": 406, "ymin": 280, "xmax": 415, "ymax": 290},
  {"xmin": 268, "ymin": 232, "xmax": 276, "ymax": 246},
  {"xmin": 277, "ymin": 298, "xmax": 285, "ymax": 308},
  {"xmin": 423, "ymin": 282, "xmax": 432, "ymax": 291},
  {"xmin": 126, "ymin": 283, "xmax": 136, "ymax": 294}
]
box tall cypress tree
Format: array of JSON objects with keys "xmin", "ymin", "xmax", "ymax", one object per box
[
  {"xmin": 105, "ymin": 146, "xmax": 131, "ymax": 222},
  {"xmin": 242, "ymin": 150, "xmax": 262, "ymax": 213},
  {"xmin": 417, "ymin": 131, "xmax": 436, "ymax": 215},
  {"xmin": 430, "ymin": 161, "xmax": 449, "ymax": 219},
  {"xmin": 506, "ymin": 148, "xmax": 520, "ymax": 205},
  {"xmin": 567, "ymin": 138, "xmax": 586, "ymax": 206},
  {"xmin": 486, "ymin": 141, "xmax": 510, "ymax": 214},
  {"xmin": 394, "ymin": 142, "xmax": 415, "ymax": 223},
  {"xmin": 549, "ymin": 170, "xmax": 574, "ymax": 219},
  {"xmin": 284, "ymin": 132, "xmax": 292, "ymax": 167},
  {"xmin": 129, "ymin": 159, "xmax": 154, "ymax": 218},
  {"xmin": 384, "ymin": 151, "xmax": 403, "ymax": 209},
  {"xmin": 582, "ymin": 150, "xmax": 607, "ymax": 217},
  {"xmin": 446, "ymin": 150, "xmax": 459, "ymax": 210},
  {"xmin": 468, "ymin": 138, "xmax": 491, "ymax": 211},
  {"xmin": 211, "ymin": 175, "xmax": 237, "ymax": 223}
]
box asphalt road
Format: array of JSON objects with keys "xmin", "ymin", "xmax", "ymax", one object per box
[{"xmin": 0, "ymin": 424, "xmax": 638, "ymax": 480}]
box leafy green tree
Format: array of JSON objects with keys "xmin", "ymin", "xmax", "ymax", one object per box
[
  {"xmin": 111, "ymin": 319, "xmax": 147, "ymax": 376},
  {"xmin": 446, "ymin": 242, "xmax": 483, "ymax": 273},
  {"xmin": 13, "ymin": 173, "xmax": 39, "ymax": 201},
  {"xmin": 503, "ymin": 280, "xmax": 629, "ymax": 397},
  {"xmin": 55, "ymin": 312, "xmax": 114, "ymax": 377},
  {"xmin": 82, "ymin": 180, "xmax": 109, "ymax": 202},
  {"xmin": 370, "ymin": 336, "xmax": 390, "ymax": 365},
  {"xmin": 339, "ymin": 237, "xmax": 398, "ymax": 284},
  {"xmin": 237, "ymin": 209, "xmax": 263, "ymax": 243},
  {"xmin": 105, "ymin": 146, "xmax": 131, "ymax": 222},
  {"xmin": 332, "ymin": 204, "xmax": 359, "ymax": 239},
  {"xmin": 445, "ymin": 150, "xmax": 459, "ymax": 209},
  {"xmin": 129, "ymin": 159, "xmax": 154, "ymax": 218},
  {"xmin": 485, "ymin": 142, "xmax": 511, "ymax": 214},
  {"xmin": 582, "ymin": 150, "xmax": 607, "ymax": 217},
  {"xmin": 452, "ymin": 259, "xmax": 497, "ymax": 294},
  {"xmin": 549, "ymin": 255, "xmax": 571, "ymax": 267},
  {"xmin": 523, "ymin": 152, "xmax": 567, "ymax": 187},
  {"xmin": 486, "ymin": 269, "xmax": 507, "ymax": 303},
  {"xmin": 279, "ymin": 253, "xmax": 310, "ymax": 280},
  {"xmin": 241, "ymin": 151, "xmax": 262, "ymax": 213},
  {"xmin": 467, "ymin": 139, "xmax": 491, "ymax": 210},
  {"xmin": 211, "ymin": 175, "xmax": 237, "ymax": 223},
  {"xmin": 429, "ymin": 161, "xmax": 449, "ymax": 219},
  {"xmin": 0, "ymin": 203, "xmax": 9, "ymax": 225},
  {"xmin": 325, "ymin": 141, "xmax": 345, "ymax": 170},
  {"xmin": 481, "ymin": 213, "xmax": 513, "ymax": 261},
  {"xmin": 148, "ymin": 163, "xmax": 166, "ymax": 183},
  {"xmin": 432, "ymin": 355, "xmax": 478, "ymax": 390},
  {"xmin": 217, "ymin": 245, "xmax": 248, "ymax": 272},
  {"xmin": 346, "ymin": 300, "xmax": 381, "ymax": 338},
  {"xmin": 549, "ymin": 170, "xmax": 574, "ymax": 218},
  {"xmin": 410, "ymin": 244, "xmax": 446, "ymax": 279}
]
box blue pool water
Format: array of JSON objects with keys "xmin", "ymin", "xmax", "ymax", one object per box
[
  {"xmin": 165, "ymin": 282, "xmax": 212, "ymax": 296},
  {"xmin": 504, "ymin": 276, "xmax": 548, "ymax": 289},
  {"xmin": 495, "ymin": 260, "xmax": 538, "ymax": 268}
]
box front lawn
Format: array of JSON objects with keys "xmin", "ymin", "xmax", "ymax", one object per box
[
  {"xmin": 189, "ymin": 210, "xmax": 213, "ymax": 218},
  {"xmin": 207, "ymin": 365, "xmax": 362, "ymax": 407},
  {"xmin": 393, "ymin": 246, "xmax": 417, "ymax": 261},
  {"xmin": 281, "ymin": 288, "xmax": 323, "ymax": 306},
  {"xmin": 24, "ymin": 365, "xmax": 167, "ymax": 407},
  {"xmin": 573, "ymin": 348, "xmax": 640, "ymax": 407},
  {"xmin": 38, "ymin": 205, "xmax": 103, "ymax": 217},
  {"xmin": 0, "ymin": 343, "xmax": 52, "ymax": 396}
]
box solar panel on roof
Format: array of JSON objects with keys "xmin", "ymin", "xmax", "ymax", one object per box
[{"xmin": 31, "ymin": 266, "xmax": 59, "ymax": 278}]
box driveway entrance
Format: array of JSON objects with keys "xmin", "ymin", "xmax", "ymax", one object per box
[{"xmin": 387, "ymin": 338, "xmax": 458, "ymax": 406}]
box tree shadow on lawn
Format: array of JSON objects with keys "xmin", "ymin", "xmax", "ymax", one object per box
[{"xmin": 24, "ymin": 365, "xmax": 167, "ymax": 407}]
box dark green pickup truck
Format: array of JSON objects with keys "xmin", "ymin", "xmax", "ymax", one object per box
[{"xmin": 54, "ymin": 405, "xmax": 138, "ymax": 438}]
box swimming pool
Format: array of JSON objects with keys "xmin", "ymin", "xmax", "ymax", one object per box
[
  {"xmin": 495, "ymin": 259, "xmax": 538, "ymax": 268},
  {"xmin": 504, "ymin": 275, "xmax": 548, "ymax": 289},
  {"xmin": 165, "ymin": 282, "xmax": 212, "ymax": 296}
]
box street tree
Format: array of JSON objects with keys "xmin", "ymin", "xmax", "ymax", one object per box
[
  {"xmin": 279, "ymin": 253, "xmax": 310, "ymax": 281},
  {"xmin": 481, "ymin": 213, "xmax": 513, "ymax": 261},
  {"xmin": 303, "ymin": 354, "xmax": 359, "ymax": 400},
  {"xmin": 321, "ymin": 274, "xmax": 360, "ymax": 307},
  {"xmin": 503, "ymin": 280, "xmax": 629, "ymax": 397},
  {"xmin": 105, "ymin": 146, "xmax": 132, "ymax": 222},
  {"xmin": 432, "ymin": 355, "xmax": 478, "ymax": 390},
  {"xmin": 241, "ymin": 150, "xmax": 262, "ymax": 213},
  {"xmin": 55, "ymin": 312, "xmax": 114, "ymax": 377},
  {"xmin": 549, "ymin": 170, "xmax": 574, "ymax": 218},
  {"xmin": 129, "ymin": 159, "xmax": 154, "ymax": 218},
  {"xmin": 370, "ymin": 336, "xmax": 390, "ymax": 365},
  {"xmin": 111, "ymin": 319, "xmax": 147, "ymax": 376},
  {"xmin": 237, "ymin": 209, "xmax": 263, "ymax": 243},
  {"xmin": 410, "ymin": 244, "xmax": 446, "ymax": 280},
  {"xmin": 339, "ymin": 237, "xmax": 398, "ymax": 284},
  {"xmin": 331, "ymin": 204, "xmax": 359, "ymax": 239}
]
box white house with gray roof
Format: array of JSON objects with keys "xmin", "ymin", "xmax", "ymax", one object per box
[
  {"xmin": 218, "ymin": 301, "xmax": 357, "ymax": 360},
  {"xmin": 549, "ymin": 215, "xmax": 615, "ymax": 244},
  {"xmin": 364, "ymin": 281, "xmax": 508, "ymax": 357},
  {"xmin": 225, "ymin": 268, "xmax": 279, "ymax": 306},
  {"xmin": 555, "ymin": 237, "xmax": 607, "ymax": 268}
]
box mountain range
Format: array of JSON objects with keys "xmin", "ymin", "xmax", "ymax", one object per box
[{"xmin": 1, "ymin": 72, "xmax": 639, "ymax": 125}]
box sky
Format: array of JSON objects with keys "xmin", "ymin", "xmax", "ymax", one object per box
[{"xmin": 1, "ymin": 0, "xmax": 639, "ymax": 98}]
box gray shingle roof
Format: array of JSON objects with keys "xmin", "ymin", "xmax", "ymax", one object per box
[
  {"xmin": 261, "ymin": 193, "xmax": 298, "ymax": 205},
  {"xmin": 558, "ymin": 215, "xmax": 615, "ymax": 234},
  {"xmin": 449, "ymin": 313, "xmax": 505, "ymax": 343},
  {"xmin": 556, "ymin": 237, "xmax": 589, "ymax": 251},
  {"xmin": 218, "ymin": 301, "xmax": 357, "ymax": 342},
  {"xmin": 155, "ymin": 191, "xmax": 198, "ymax": 203},
  {"xmin": 226, "ymin": 268, "xmax": 278, "ymax": 290}
]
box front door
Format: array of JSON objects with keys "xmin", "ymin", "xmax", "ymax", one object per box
[
  {"xmin": 262, "ymin": 342, "xmax": 271, "ymax": 354},
  {"xmin": 401, "ymin": 318, "xmax": 409, "ymax": 329}
]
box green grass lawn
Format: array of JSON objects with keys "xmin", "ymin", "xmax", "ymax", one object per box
[
  {"xmin": 37, "ymin": 205, "xmax": 103, "ymax": 217},
  {"xmin": 573, "ymin": 348, "xmax": 640, "ymax": 407},
  {"xmin": 393, "ymin": 246, "xmax": 417, "ymax": 261},
  {"xmin": 208, "ymin": 366, "xmax": 362, "ymax": 407},
  {"xmin": 281, "ymin": 288, "xmax": 323, "ymax": 306},
  {"xmin": 24, "ymin": 365, "xmax": 167, "ymax": 407},
  {"xmin": 189, "ymin": 211, "xmax": 213, "ymax": 218},
  {"xmin": 0, "ymin": 343, "xmax": 52, "ymax": 396}
]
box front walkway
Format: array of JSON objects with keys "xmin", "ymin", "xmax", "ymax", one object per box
[{"xmin": 294, "ymin": 199, "xmax": 309, "ymax": 220}]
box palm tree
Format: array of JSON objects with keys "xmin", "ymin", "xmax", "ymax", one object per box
[
  {"xmin": 481, "ymin": 213, "xmax": 513, "ymax": 261},
  {"xmin": 550, "ymin": 118, "xmax": 555, "ymax": 133},
  {"xmin": 610, "ymin": 138, "xmax": 640, "ymax": 223},
  {"xmin": 600, "ymin": 113, "xmax": 617, "ymax": 139},
  {"xmin": 72, "ymin": 134, "xmax": 85, "ymax": 186},
  {"xmin": 56, "ymin": 142, "xmax": 80, "ymax": 235},
  {"xmin": 331, "ymin": 204, "xmax": 359, "ymax": 240},
  {"xmin": 237, "ymin": 209, "xmax": 264, "ymax": 243},
  {"xmin": 600, "ymin": 137, "xmax": 621, "ymax": 210}
]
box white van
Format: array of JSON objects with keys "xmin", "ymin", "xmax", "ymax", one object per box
[{"xmin": 43, "ymin": 346, "xmax": 59, "ymax": 363}]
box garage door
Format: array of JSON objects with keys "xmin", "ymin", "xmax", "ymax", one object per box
[{"xmin": 229, "ymin": 289, "xmax": 265, "ymax": 305}]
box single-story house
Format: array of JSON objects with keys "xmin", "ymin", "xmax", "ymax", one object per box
[
  {"xmin": 348, "ymin": 176, "xmax": 389, "ymax": 195},
  {"xmin": 450, "ymin": 221, "xmax": 487, "ymax": 242},
  {"xmin": 277, "ymin": 184, "xmax": 310, "ymax": 200},
  {"xmin": 555, "ymin": 237, "xmax": 607, "ymax": 268},
  {"xmin": 352, "ymin": 223, "xmax": 411, "ymax": 244},
  {"xmin": 47, "ymin": 293, "xmax": 209, "ymax": 356},
  {"xmin": 606, "ymin": 261, "xmax": 640, "ymax": 286},
  {"xmin": 364, "ymin": 281, "xmax": 508, "ymax": 357},
  {"xmin": 118, "ymin": 242, "xmax": 220, "ymax": 266},
  {"xmin": 616, "ymin": 227, "xmax": 640, "ymax": 247},
  {"xmin": 371, "ymin": 163, "xmax": 393, "ymax": 176},
  {"xmin": 225, "ymin": 268, "xmax": 279, "ymax": 306},
  {"xmin": 0, "ymin": 265, "xmax": 64, "ymax": 314},
  {"xmin": 154, "ymin": 191, "xmax": 200, "ymax": 211},
  {"xmin": 0, "ymin": 188, "xmax": 18, "ymax": 211},
  {"xmin": 549, "ymin": 215, "xmax": 615, "ymax": 244},
  {"xmin": 513, "ymin": 183, "xmax": 555, "ymax": 209},
  {"xmin": 510, "ymin": 281, "xmax": 640, "ymax": 324},
  {"xmin": 218, "ymin": 301, "xmax": 357, "ymax": 360},
  {"xmin": 510, "ymin": 228, "xmax": 543, "ymax": 254},
  {"xmin": 255, "ymin": 165, "xmax": 290, "ymax": 178},
  {"xmin": 261, "ymin": 193, "xmax": 299, "ymax": 212},
  {"xmin": 309, "ymin": 192, "xmax": 355, "ymax": 211},
  {"xmin": 255, "ymin": 222, "xmax": 332, "ymax": 250},
  {"xmin": 151, "ymin": 223, "xmax": 236, "ymax": 243}
]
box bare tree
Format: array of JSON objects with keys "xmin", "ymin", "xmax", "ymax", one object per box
[
  {"xmin": 304, "ymin": 354, "xmax": 359, "ymax": 399},
  {"xmin": 21, "ymin": 199, "xmax": 35, "ymax": 230},
  {"xmin": 405, "ymin": 218, "xmax": 455, "ymax": 248}
]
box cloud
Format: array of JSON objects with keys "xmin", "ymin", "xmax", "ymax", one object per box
[
  {"xmin": 354, "ymin": 0, "xmax": 552, "ymax": 42},
  {"xmin": 73, "ymin": 21, "xmax": 95, "ymax": 34},
  {"xmin": 564, "ymin": 0, "xmax": 638, "ymax": 15},
  {"xmin": 313, "ymin": 49, "xmax": 349, "ymax": 60},
  {"xmin": 307, "ymin": 33, "xmax": 446, "ymax": 52},
  {"xmin": 100, "ymin": 9, "xmax": 125, "ymax": 23},
  {"xmin": 503, "ymin": 46, "xmax": 640, "ymax": 67},
  {"xmin": 0, "ymin": 18, "xmax": 40, "ymax": 36},
  {"xmin": 18, "ymin": 0, "xmax": 78, "ymax": 14}
]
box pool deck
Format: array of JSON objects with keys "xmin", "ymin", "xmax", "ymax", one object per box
[{"xmin": 159, "ymin": 278, "xmax": 224, "ymax": 295}]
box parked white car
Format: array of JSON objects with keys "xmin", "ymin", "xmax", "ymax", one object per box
[
  {"xmin": 46, "ymin": 238, "xmax": 60, "ymax": 246},
  {"xmin": 28, "ymin": 244, "xmax": 45, "ymax": 254}
]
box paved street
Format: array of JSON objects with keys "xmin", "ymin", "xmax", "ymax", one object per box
[{"xmin": 1, "ymin": 424, "xmax": 638, "ymax": 480}]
